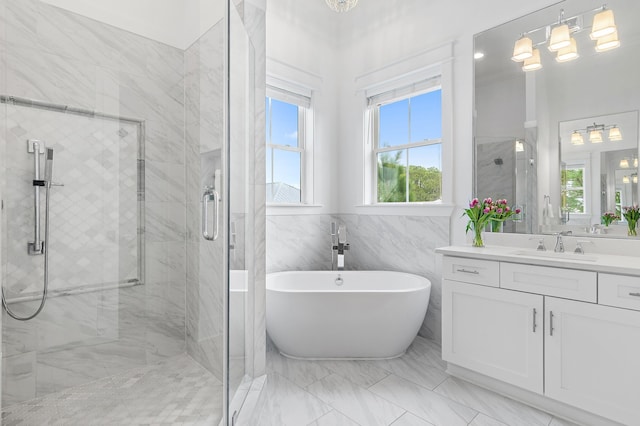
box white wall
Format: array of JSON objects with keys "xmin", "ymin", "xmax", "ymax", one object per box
[{"xmin": 40, "ymin": 0, "xmax": 224, "ymax": 49}]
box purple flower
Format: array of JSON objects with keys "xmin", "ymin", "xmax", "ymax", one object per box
[
  {"xmin": 483, "ymin": 208, "xmax": 490, "ymax": 213},
  {"xmin": 497, "ymin": 208, "xmax": 503, "ymax": 214},
  {"xmin": 515, "ymin": 208, "xmax": 522, "ymax": 214}
]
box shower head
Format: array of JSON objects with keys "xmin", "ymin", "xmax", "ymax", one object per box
[{"xmin": 44, "ymin": 148, "xmax": 54, "ymax": 183}]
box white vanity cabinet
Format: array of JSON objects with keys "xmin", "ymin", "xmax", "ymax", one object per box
[
  {"xmin": 440, "ymin": 253, "xmax": 640, "ymax": 426},
  {"xmin": 545, "ymin": 297, "xmax": 640, "ymax": 426}
]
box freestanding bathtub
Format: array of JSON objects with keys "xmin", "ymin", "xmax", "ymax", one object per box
[{"xmin": 266, "ymin": 270, "xmax": 431, "ymax": 360}]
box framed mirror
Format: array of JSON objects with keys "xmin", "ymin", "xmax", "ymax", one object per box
[{"xmin": 473, "ymin": 0, "xmax": 640, "ymax": 238}]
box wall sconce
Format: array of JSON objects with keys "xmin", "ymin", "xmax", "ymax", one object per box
[
  {"xmin": 512, "ymin": 5, "xmax": 619, "ymax": 72},
  {"xmin": 623, "ymin": 175, "xmax": 631, "ymax": 184},
  {"xmin": 515, "ymin": 140, "xmax": 524, "ymax": 152},
  {"xmin": 571, "ymin": 131, "xmax": 584, "ymax": 145},
  {"xmin": 620, "ymin": 159, "xmax": 630, "ymax": 169}
]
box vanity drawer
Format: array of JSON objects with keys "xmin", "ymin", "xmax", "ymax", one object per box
[
  {"xmin": 500, "ymin": 263, "xmax": 597, "ymax": 302},
  {"xmin": 442, "ymin": 256, "xmax": 499, "ymax": 287},
  {"xmin": 599, "ymin": 273, "xmax": 640, "ymax": 311}
]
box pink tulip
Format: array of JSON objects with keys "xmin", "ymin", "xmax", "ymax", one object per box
[
  {"xmin": 483, "ymin": 208, "xmax": 490, "ymax": 213},
  {"xmin": 497, "ymin": 208, "xmax": 503, "ymax": 214},
  {"xmin": 515, "ymin": 208, "xmax": 521, "ymax": 214}
]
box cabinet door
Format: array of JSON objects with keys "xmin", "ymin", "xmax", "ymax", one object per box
[
  {"xmin": 443, "ymin": 280, "xmax": 543, "ymax": 393},
  {"xmin": 545, "ymin": 297, "xmax": 640, "ymax": 425}
]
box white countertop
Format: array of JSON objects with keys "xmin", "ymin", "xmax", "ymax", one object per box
[{"xmin": 436, "ymin": 245, "xmax": 640, "ymax": 276}]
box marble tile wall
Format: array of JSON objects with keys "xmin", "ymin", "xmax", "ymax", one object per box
[
  {"xmin": 1, "ymin": 0, "xmax": 186, "ymax": 406},
  {"xmin": 476, "ymin": 140, "xmax": 517, "ymax": 232},
  {"xmin": 266, "ymin": 214, "xmax": 449, "ymax": 342}
]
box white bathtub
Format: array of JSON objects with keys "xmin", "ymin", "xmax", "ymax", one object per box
[{"xmin": 266, "ymin": 271, "xmax": 431, "ymax": 360}]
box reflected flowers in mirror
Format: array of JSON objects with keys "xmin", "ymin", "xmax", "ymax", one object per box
[
  {"xmin": 623, "ymin": 205, "xmax": 640, "ymax": 236},
  {"xmin": 601, "ymin": 212, "xmax": 620, "ymax": 227}
]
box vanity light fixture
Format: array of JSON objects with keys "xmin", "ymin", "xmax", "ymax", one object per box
[
  {"xmin": 325, "ymin": 0, "xmax": 358, "ymax": 13},
  {"xmin": 555, "ymin": 37, "xmax": 579, "ymax": 62},
  {"xmin": 608, "ymin": 125, "xmax": 623, "ymax": 141},
  {"xmin": 512, "ymin": 5, "xmax": 619, "ymax": 72},
  {"xmin": 570, "ymin": 131, "xmax": 584, "ymax": 145},
  {"xmin": 623, "ymin": 175, "xmax": 631, "ymax": 184},
  {"xmin": 634, "ymin": 175, "xmax": 638, "ymax": 184},
  {"xmin": 589, "ymin": 128, "xmax": 603, "ymax": 143},
  {"xmin": 620, "ymin": 159, "xmax": 630, "ymax": 169},
  {"xmin": 635, "ymin": 158, "xmax": 638, "ymax": 168},
  {"xmin": 511, "ymin": 36, "xmax": 533, "ymax": 62},
  {"xmin": 590, "ymin": 8, "xmax": 617, "ymax": 40},
  {"xmin": 522, "ymin": 49, "xmax": 542, "ymax": 71}
]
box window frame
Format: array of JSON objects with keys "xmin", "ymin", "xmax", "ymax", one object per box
[
  {"xmin": 561, "ymin": 161, "xmax": 590, "ymax": 216},
  {"xmin": 370, "ymin": 86, "xmax": 443, "ymax": 204},
  {"xmin": 265, "ymin": 86, "xmax": 313, "ymax": 205}
]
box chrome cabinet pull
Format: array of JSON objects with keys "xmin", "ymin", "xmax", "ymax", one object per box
[
  {"xmin": 629, "ymin": 293, "xmax": 640, "ymax": 297},
  {"xmin": 456, "ymin": 268, "xmax": 480, "ymax": 275},
  {"xmin": 549, "ymin": 311, "xmax": 554, "ymax": 336},
  {"xmin": 202, "ymin": 187, "xmax": 219, "ymax": 241},
  {"xmin": 532, "ymin": 308, "xmax": 537, "ymax": 333}
]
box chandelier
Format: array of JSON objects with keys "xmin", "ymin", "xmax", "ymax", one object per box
[
  {"xmin": 511, "ymin": 5, "xmax": 619, "ymax": 72},
  {"xmin": 325, "ymin": 0, "xmax": 359, "ymax": 13}
]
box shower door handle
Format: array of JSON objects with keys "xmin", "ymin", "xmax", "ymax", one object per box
[{"xmin": 202, "ymin": 187, "xmax": 219, "ymax": 241}]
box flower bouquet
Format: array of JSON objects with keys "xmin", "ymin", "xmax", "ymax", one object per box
[
  {"xmin": 622, "ymin": 205, "xmax": 640, "ymax": 236},
  {"xmin": 601, "ymin": 212, "xmax": 620, "ymax": 227},
  {"xmin": 464, "ymin": 198, "xmax": 494, "ymax": 247}
]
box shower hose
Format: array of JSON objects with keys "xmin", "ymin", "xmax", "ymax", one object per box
[{"xmin": 1, "ymin": 183, "xmax": 51, "ymax": 321}]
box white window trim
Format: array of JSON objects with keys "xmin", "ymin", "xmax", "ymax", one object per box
[
  {"xmin": 356, "ymin": 42, "xmax": 454, "ymax": 215},
  {"xmin": 563, "ymin": 159, "xmax": 590, "ymax": 217}
]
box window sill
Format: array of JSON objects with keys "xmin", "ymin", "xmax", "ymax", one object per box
[
  {"xmin": 354, "ymin": 202, "xmax": 455, "ymax": 217},
  {"xmin": 267, "ymin": 203, "xmax": 324, "ymax": 215}
]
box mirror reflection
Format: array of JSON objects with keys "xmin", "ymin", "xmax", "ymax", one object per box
[{"xmin": 474, "ymin": 0, "xmax": 640, "ymax": 238}]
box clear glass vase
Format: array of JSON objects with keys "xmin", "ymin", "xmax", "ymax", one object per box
[{"xmin": 472, "ymin": 224, "xmax": 484, "ymax": 247}]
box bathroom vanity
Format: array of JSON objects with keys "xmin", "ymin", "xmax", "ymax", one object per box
[{"xmin": 436, "ymin": 245, "xmax": 640, "ymax": 426}]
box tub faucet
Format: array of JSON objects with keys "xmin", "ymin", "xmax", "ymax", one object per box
[{"xmin": 331, "ymin": 222, "xmax": 350, "ymax": 270}]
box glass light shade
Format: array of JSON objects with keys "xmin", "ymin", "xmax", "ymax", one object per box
[
  {"xmin": 515, "ymin": 140, "xmax": 524, "ymax": 152},
  {"xmin": 590, "ymin": 9, "xmax": 616, "ymax": 40},
  {"xmin": 623, "ymin": 175, "xmax": 631, "ymax": 184},
  {"xmin": 522, "ymin": 48, "xmax": 542, "ymax": 71},
  {"xmin": 634, "ymin": 175, "xmax": 639, "ymax": 184},
  {"xmin": 556, "ymin": 38, "xmax": 579, "ymax": 62},
  {"xmin": 548, "ymin": 24, "xmax": 571, "ymax": 51},
  {"xmin": 620, "ymin": 159, "xmax": 630, "ymax": 168},
  {"xmin": 325, "ymin": 0, "xmax": 358, "ymax": 13},
  {"xmin": 512, "ymin": 36, "xmax": 533, "ymax": 62},
  {"xmin": 635, "ymin": 158, "xmax": 638, "ymax": 168},
  {"xmin": 570, "ymin": 131, "xmax": 584, "ymax": 145},
  {"xmin": 589, "ymin": 129, "xmax": 603, "ymax": 143},
  {"xmin": 595, "ymin": 31, "xmax": 620, "ymax": 52},
  {"xmin": 608, "ymin": 126, "xmax": 623, "ymax": 141},
  {"xmin": 474, "ymin": 52, "xmax": 485, "ymax": 59}
]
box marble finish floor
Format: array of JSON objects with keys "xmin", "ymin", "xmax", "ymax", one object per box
[
  {"xmin": 243, "ymin": 336, "xmax": 579, "ymax": 426},
  {"xmin": 1, "ymin": 354, "xmax": 223, "ymax": 425}
]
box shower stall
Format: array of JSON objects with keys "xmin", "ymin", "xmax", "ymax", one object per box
[{"xmin": 0, "ymin": 0, "xmax": 264, "ymax": 424}]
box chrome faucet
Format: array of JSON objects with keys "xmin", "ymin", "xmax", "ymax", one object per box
[
  {"xmin": 554, "ymin": 231, "xmax": 572, "ymax": 253},
  {"xmin": 330, "ymin": 222, "xmax": 350, "ymax": 270}
]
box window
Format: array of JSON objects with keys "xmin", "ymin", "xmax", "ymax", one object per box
[
  {"xmin": 561, "ymin": 165, "xmax": 586, "ymax": 214},
  {"xmin": 265, "ymin": 87, "xmax": 311, "ymax": 204},
  {"xmin": 372, "ymin": 87, "xmax": 442, "ymax": 203}
]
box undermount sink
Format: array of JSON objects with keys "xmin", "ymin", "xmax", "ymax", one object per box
[{"xmin": 510, "ymin": 250, "xmax": 598, "ymax": 262}]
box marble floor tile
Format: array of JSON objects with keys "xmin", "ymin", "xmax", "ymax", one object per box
[
  {"xmin": 308, "ymin": 409, "xmax": 361, "ymax": 426},
  {"xmin": 369, "ymin": 374, "xmax": 478, "ymax": 426},
  {"xmin": 549, "ymin": 417, "xmax": 582, "ymax": 426},
  {"xmin": 254, "ymin": 372, "xmax": 332, "ymax": 426},
  {"xmin": 434, "ymin": 377, "xmax": 553, "ymax": 426},
  {"xmin": 376, "ymin": 353, "xmax": 449, "ymax": 390},
  {"xmin": 266, "ymin": 350, "xmax": 332, "ymax": 388},
  {"xmin": 469, "ymin": 413, "xmax": 509, "ymax": 426},
  {"xmin": 315, "ymin": 359, "xmax": 390, "ymax": 388},
  {"xmin": 306, "ymin": 373, "xmax": 406, "ymax": 426},
  {"xmin": 391, "ymin": 412, "xmax": 436, "ymax": 425}
]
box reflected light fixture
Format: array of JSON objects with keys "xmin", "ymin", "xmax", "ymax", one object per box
[
  {"xmin": 634, "ymin": 175, "xmax": 639, "ymax": 184},
  {"xmin": 620, "ymin": 159, "xmax": 630, "ymax": 169},
  {"xmin": 474, "ymin": 52, "xmax": 485, "ymax": 60},
  {"xmin": 512, "ymin": 36, "xmax": 533, "ymax": 62},
  {"xmin": 623, "ymin": 175, "xmax": 631, "ymax": 184},
  {"xmin": 548, "ymin": 24, "xmax": 571, "ymax": 51},
  {"xmin": 608, "ymin": 126, "xmax": 623, "ymax": 141},
  {"xmin": 635, "ymin": 158, "xmax": 638, "ymax": 168},
  {"xmin": 325, "ymin": 0, "xmax": 358, "ymax": 13},
  {"xmin": 522, "ymin": 49, "xmax": 542, "ymax": 71},
  {"xmin": 571, "ymin": 131, "xmax": 584, "ymax": 145},
  {"xmin": 595, "ymin": 30, "xmax": 620, "ymax": 52},
  {"xmin": 590, "ymin": 8, "xmax": 617, "ymax": 40},
  {"xmin": 556, "ymin": 37, "xmax": 579, "ymax": 62},
  {"xmin": 515, "ymin": 140, "xmax": 524, "ymax": 152}
]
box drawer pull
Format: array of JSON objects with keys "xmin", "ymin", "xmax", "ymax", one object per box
[
  {"xmin": 456, "ymin": 268, "xmax": 480, "ymax": 275},
  {"xmin": 532, "ymin": 308, "xmax": 537, "ymax": 333},
  {"xmin": 629, "ymin": 292, "xmax": 640, "ymax": 297},
  {"xmin": 549, "ymin": 311, "xmax": 555, "ymax": 336}
]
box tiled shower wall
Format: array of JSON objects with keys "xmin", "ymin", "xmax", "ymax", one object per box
[
  {"xmin": 0, "ymin": 0, "xmax": 186, "ymax": 406},
  {"xmin": 266, "ymin": 214, "xmax": 449, "ymax": 342}
]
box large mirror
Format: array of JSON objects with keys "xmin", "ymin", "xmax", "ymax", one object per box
[{"xmin": 474, "ymin": 0, "xmax": 640, "ymax": 237}]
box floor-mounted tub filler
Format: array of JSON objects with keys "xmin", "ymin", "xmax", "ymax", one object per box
[{"xmin": 266, "ymin": 270, "xmax": 431, "ymax": 360}]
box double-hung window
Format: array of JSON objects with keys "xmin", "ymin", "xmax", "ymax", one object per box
[
  {"xmin": 265, "ymin": 86, "xmax": 311, "ymax": 204},
  {"xmin": 561, "ymin": 164, "xmax": 586, "ymax": 214},
  {"xmin": 370, "ymin": 82, "xmax": 442, "ymax": 203}
]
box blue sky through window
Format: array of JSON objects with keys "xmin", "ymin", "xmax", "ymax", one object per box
[{"xmin": 266, "ymin": 97, "xmax": 301, "ymax": 191}]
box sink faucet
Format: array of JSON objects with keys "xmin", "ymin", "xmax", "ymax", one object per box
[
  {"xmin": 331, "ymin": 222, "xmax": 350, "ymax": 270},
  {"xmin": 554, "ymin": 231, "xmax": 572, "ymax": 253}
]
